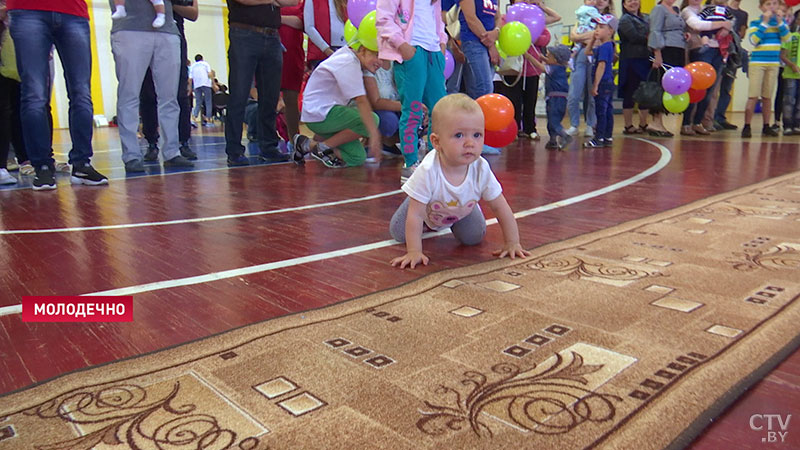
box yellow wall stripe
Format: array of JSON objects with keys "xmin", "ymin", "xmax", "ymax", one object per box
[
  {"xmin": 87, "ymin": 2, "xmax": 105, "ymax": 117},
  {"xmin": 50, "ymin": 85, "xmax": 61, "ymax": 129},
  {"xmin": 222, "ymin": 0, "xmax": 230, "ymax": 57}
]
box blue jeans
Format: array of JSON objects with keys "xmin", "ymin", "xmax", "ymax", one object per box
[
  {"xmin": 193, "ymin": 86, "xmax": 213, "ymax": 118},
  {"xmin": 684, "ymin": 47, "xmax": 723, "ymax": 126},
  {"xmin": 567, "ymin": 47, "xmax": 596, "ymax": 129},
  {"xmin": 594, "ymin": 81, "xmax": 615, "ymax": 140},
  {"xmin": 461, "ymin": 39, "xmax": 494, "ymax": 99},
  {"xmin": 9, "ymin": 10, "xmax": 94, "ymax": 168},
  {"xmin": 225, "ymin": 27, "xmax": 282, "ymax": 157},
  {"xmin": 784, "ymin": 79, "xmax": 800, "ymax": 129},
  {"xmin": 546, "ymin": 96, "xmax": 567, "ymax": 142}
]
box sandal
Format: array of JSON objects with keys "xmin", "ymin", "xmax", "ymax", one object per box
[
  {"xmin": 639, "ymin": 124, "xmax": 649, "ymax": 133},
  {"xmin": 647, "ymin": 129, "xmax": 674, "ymax": 137},
  {"xmin": 623, "ymin": 125, "xmax": 640, "ymax": 135}
]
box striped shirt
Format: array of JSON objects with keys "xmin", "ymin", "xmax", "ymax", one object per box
[{"xmin": 748, "ymin": 16, "xmax": 789, "ymax": 66}]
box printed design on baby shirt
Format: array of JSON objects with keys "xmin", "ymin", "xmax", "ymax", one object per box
[{"xmin": 427, "ymin": 200, "xmax": 478, "ymax": 228}]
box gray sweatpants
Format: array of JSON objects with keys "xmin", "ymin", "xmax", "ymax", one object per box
[
  {"xmin": 111, "ymin": 30, "xmax": 181, "ymax": 163},
  {"xmin": 389, "ymin": 197, "xmax": 487, "ymax": 245}
]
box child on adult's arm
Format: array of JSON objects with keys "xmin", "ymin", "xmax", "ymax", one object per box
[{"xmin": 389, "ymin": 94, "xmax": 530, "ymax": 269}]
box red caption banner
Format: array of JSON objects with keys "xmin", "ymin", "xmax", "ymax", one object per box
[{"xmin": 22, "ymin": 296, "xmax": 133, "ymax": 322}]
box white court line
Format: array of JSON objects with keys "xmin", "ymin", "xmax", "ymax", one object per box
[
  {"xmin": 0, "ymin": 190, "xmax": 404, "ymax": 235},
  {"xmin": 0, "ymin": 139, "xmax": 670, "ymax": 315}
]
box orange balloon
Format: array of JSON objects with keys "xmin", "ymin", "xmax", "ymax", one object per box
[
  {"xmin": 686, "ymin": 61, "xmax": 716, "ymax": 90},
  {"xmin": 477, "ymin": 94, "xmax": 515, "ymax": 131}
]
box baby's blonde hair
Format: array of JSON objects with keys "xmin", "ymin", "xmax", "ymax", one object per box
[{"xmin": 431, "ymin": 94, "xmax": 484, "ymax": 134}]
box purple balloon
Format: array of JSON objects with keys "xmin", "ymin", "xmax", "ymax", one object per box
[
  {"xmin": 661, "ymin": 67, "xmax": 692, "ymax": 95},
  {"xmin": 444, "ymin": 50, "xmax": 455, "ymax": 79},
  {"xmin": 347, "ymin": 0, "xmax": 376, "ymax": 28},
  {"xmin": 506, "ymin": 4, "xmax": 545, "ymax": 42}
]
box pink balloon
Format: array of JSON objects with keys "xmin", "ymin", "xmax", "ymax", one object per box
[
  {"xmin": 534, "ymin": 28, "xmax": 550, "ymax": 47},
  {"xmin": 444, "ymin": 50, "xmax": 455, "ymax": 79},
  {"xmin": 347, "ymin": 0, "xmax": 376, "ymax": 28}
]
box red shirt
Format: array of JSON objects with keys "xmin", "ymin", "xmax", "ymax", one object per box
[{"xmin": 7, "ymin": 0, "xmax": 89, "ymax": 19}]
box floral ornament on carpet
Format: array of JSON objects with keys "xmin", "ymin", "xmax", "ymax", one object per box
[{"xmin": 417, "ymin": 352, "xmax": 622, "ymax": 438}]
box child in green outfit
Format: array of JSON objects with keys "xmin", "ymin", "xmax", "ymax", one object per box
[{"xmin": 293, "ymin": 46, "xmax": 382, "ymax": 168}]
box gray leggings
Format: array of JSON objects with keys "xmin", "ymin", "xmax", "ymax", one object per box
[{"xmin": 389, "ymin": 197, "xmax": 487, "ymax": 245}]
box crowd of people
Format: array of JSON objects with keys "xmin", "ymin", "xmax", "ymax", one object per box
[{"xmin": 1, "ymin": 0, "xmax": 799, "ymax": 192}]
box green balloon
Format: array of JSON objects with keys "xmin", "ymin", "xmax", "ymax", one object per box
[
  {"xmin": 498, "ymin": 21, "xmax": 531, "ymax": 57},
  {"xmin": 662, "ymin": 91, "xmax": 690, "ymax": 113},
  {"xmin": 495, "ymin": 40, "xmax": 508, "ymax": 59},
  {"xmin": 344, "ymin": 19, "xmax": 358, "ymax": 47},
  {"xmin": 358, "ymin": 11, "xmax": 378, "ymax": 52}
]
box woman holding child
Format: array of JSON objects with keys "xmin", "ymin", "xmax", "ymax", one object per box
[
  {"xmin": 567, "ymin": 0, "xmax": 615, "ymax": 138},
  {"xmin": 617, "ymin": 0, "xmax": 651, "ymax": 134},
  {"xmin": 680, "ymin": 0, "xmax": 732, "ymax": 135}
]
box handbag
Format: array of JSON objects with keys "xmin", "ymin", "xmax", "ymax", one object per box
[
  {"xmin": 497, "ymin": 55, "xmax": 524, "ymax": 87},
  {"xmin": 633, "ymin": 67, "xmax": 665, "ymax": 111}
]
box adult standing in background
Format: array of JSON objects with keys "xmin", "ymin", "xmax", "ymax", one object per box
[
  {"xmin": 679, "ymin": 0, "xmax": 731, "ymax": 136},
  {"xmin": 617, "ymin": 0, "xmax": 651, "ymax": 135},
  {"xmin": 8, "ymin": 0, "xmax": 108, "ymax": 190},
  {"xmin": 225, "ymin": 0, "xmax": 297, "ymax": 167},
  {"xmin": 713, "ymin": 0, "xmax": 746, "ymax": 130},
  {"xmin": 281, "ymin": 0, "xmax": 305, "ymax": 144},
  {"xmin": 459, "ymin": 0, "xmax": 500, "ymax": 100},
  {"xmin": 190, "ymin": 53, "xmax": 213, "ymax": 124},
  {"xmin": 140, "ymin": 0, "xmax": 198, "ymax": 163},
  {"xmin": 110, "ymin": 0, "xmax": 194, "ymax": 173},
  {"xmin": 304, "ymin": 0, "xmax": 346, "ymax": 70},
  {"xmin": 566, "ymin": 0, "xmax": 615, "ymax": 138},
  {"xmin": 647, "ymin": 0, "xmax": 686, "ymax": 136}
]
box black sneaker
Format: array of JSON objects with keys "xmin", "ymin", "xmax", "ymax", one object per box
[
  {"xmin": 583, "ymin": 139, "xmax": 601, "ymax": 148},
  {"xmin": 291, "ymin": 134, "xmax": 310, "ymax": 165},
  {"xmin": 558, "ymin": 134, "xmax": 573, "ymax": 149},
  {"xmin": 125, "ymin": 159, "xmax": 146, "ymax": 173},
  {"xmin": 763, "ymin": 126, "xmax": 779, "ymax": 137},
  {"xmin": 227, "ymin": 155, "xmax": 250, "ymax": 166},
  {"xmin": 71, "ymin": 163, "xmax": 108, "ymax": 186},
  {"xmin": 180, "ymin": 144, "xmax": 198, "ymax": 160},
  {"xmin": 143, "ymin": 143, "xmax": 159, "ymax": 162},
  {"xmin": 258, "ymin": 147, "xmax": 290, "ymax": 163},
  {"xmin": 544, "ymin": 140, "xmax": 559, "ymax": 150},
  {"xmin": 770, "ymin": 123, "xmax": 780, "ymax": 132},
  {"xmin": 32, "ymin": 165, "xmax": 56, "ymax": 191},
  {"xmin": 310, "ymin": 147, "xmax": 347, "ymax": 168},
  {"xmin": 163, "ymin": 155, "xmax": 195, "ymax": 168},
  {"xmin": 719, "ymin": 121, "xmax": 738, "ymax": 130},
  {"xmin": 601, "ymin": 138, "xmax": 613, "ymax": 147},
  {"xmin": 741, "ymin": 125, "xmax": 752, "ymax": 138}
]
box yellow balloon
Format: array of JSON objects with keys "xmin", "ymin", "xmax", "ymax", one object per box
[
  {"xmin": 495, "ymin": 40, "xmax": 508, "ymax": 59},
  {"xmin": 499, "ymin": 21, "xmax": 531, "ymax": 57},
  {"xmin": 358, "ymin": 11, "xmax": 378, "ymax": 52},
  {"xmin": 344, "ymin": 19, "xmax": 358, "ymax": 47}
]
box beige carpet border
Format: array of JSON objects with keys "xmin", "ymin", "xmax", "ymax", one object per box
[{"xmin": 2, "ymin": 170, "xmax": 799, "ymax": 447}]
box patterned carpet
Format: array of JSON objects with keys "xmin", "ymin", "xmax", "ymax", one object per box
[{"xmin": 1, "ymin": 172, "xmax": 799, "ymax": 450}]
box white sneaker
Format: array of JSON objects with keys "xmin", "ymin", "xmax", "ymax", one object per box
[
  {"xmin": 0, "ymin": 168, "xmax": 18, "ymax": 185},
  {"xmin": 400, "ymin": 161, "xmax": 420, "ymax": 185},
  {"xmin": 565, "ymin": 126, "xmax": 578, "ymax": 136},
  {"xmin": 584, "ymin": 127, "xmax": 594, "ymax": 138},
  {"xmin": 111, "ymin": 5, "xmax": 127, "ymax": 19},
  {"xmin": 529, "ymin": 132, "xmax": 540, "ymax": 141}
]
